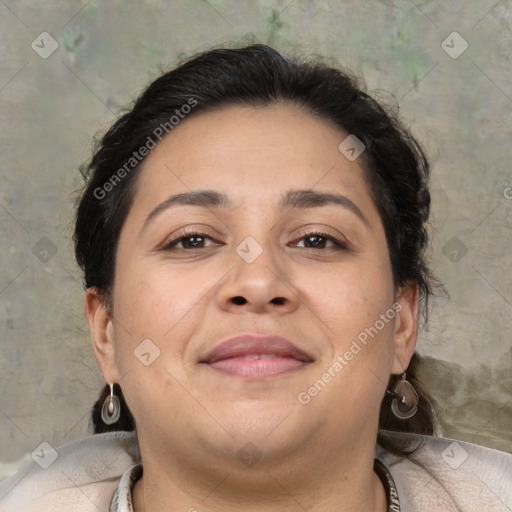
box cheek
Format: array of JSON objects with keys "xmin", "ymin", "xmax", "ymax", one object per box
[
  {"xmin": 111, "ymin": 261, "xmax": 213, "ymax": 368},
  {"xmin": 306, "ymin": 269, "xmax": 396, "ymax": 417},
  {"xmin": 113, "ymin": 261, "xmax": 182, "ymax": 333},
  {"xmin": 306, "ymin": 256, "xmax": 394, "ymax": 335},
  {"xmin": 304, "ymin": 256, "xmax": 396, "ymax": 400},
  {"xmin": 110, "ymin": 265, "xmax": 191, "ymax": 404}
]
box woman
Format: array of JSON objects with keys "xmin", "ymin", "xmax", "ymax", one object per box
[{"xmin": 1, "ymin": 44, "xmax": 510, "ymax": 512}]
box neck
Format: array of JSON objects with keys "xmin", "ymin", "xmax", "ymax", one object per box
[{"xmin": 132, "ymin": 433, "xmax": 388, "ymax": 512}]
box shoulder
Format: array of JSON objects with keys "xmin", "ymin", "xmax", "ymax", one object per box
[
  {"xmin": 376, "ymin": 430, "xmax": 512, "ymax": 512},
  {"xmin": 0, "ymin": 431, "xmax": 140, "ymax": 512}
]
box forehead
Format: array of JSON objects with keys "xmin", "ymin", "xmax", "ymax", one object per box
[{"xmin": 134, "ymin": 103, "xmax": 372, "ymax": 206}]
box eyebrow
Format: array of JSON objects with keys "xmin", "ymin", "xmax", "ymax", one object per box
[{"xmin": 139, "ymin": 188, "xmax": 369, "ymax": 237}]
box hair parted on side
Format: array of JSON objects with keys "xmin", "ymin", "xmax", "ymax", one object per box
[{"xmin": 75, "ymin": 44, "xmax": 442, "ymax": 457}]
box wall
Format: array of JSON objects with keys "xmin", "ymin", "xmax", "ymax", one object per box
[{"xmin": 0, "ymin": 0, "xmax": 511, "ymax": 477}]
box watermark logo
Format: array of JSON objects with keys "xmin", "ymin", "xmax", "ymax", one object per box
[
  {"xmin": 134, "ymin": 338, "xmax": 161, "ymax": 366},
  {"xmin": 442, "ymin": 441, "xmax": 468, "ymax": 469},
  {"xmin": 31, "ymin": 32, "xmax": 58, "ymax": 59},
  {"xmin": 31, "ymin": 441, "xmax": 59, "ymax": 469},
  {"xmin": 236, "ymin": 442, "xmax": 263, "ymax": 467},
  {"xmin": 32, "ymin": 237, "xmax": 57, "ymax": 263},
  {"xmin": 94, "ymin": 97, "xmax": 198, "ymax": 200},
  {"xmin": 442, "ymin": 236, "xmax": 468, "ymax": 263},
  {"xmin": 236, "ymin": 236, "xmax": 263, "ymax": 263},
  {"xmin": 441, "ymin": 32, "xmax": 468, "ymax": 59},
  {"xmin": 298, "ymin": 302, "xmax": 402, "ymax": 404},
  {"xmin": 338, "ymin": 134, "xmax": 365, "ymax": 161}
]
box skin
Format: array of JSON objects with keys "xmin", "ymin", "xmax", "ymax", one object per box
[{"xmin": 85, "ymin": 103, "xmax": 419, "ymax": 512}]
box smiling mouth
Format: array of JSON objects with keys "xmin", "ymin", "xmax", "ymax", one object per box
[
  {"xmin": 204, "ymin": 353, "xmax": 311, "ymax": 378},
  {"xmin": 200, "ymin": 333, "xmax": 315, "ymax": 379}
]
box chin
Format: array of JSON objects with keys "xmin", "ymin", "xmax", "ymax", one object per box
[{"xmin": 215, "ymin": 400, "xmax": 306, "ymax": 443}]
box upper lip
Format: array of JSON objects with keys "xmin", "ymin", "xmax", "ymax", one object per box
[{"xmin": 200, "ymin": 333, "xmax": 314, "ymax": 364}]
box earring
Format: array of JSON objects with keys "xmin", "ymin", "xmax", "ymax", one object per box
[
  {"xmin": 388, "ymin": 363, "xmax": 419, "ymax": 420},
  {"xmin": 101, "ymin": 383, "xmax": 121, "ymax": 425}
]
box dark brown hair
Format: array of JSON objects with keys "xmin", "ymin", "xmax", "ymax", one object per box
[{"xmin": 76, "ymin": 44, "xmax": 441, "ymax": 456}]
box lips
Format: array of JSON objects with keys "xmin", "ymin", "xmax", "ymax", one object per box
[
  {"xmin": 201, "ymin": 334, "xmax": 314, "ymax": 363},
  {"xmin": 200, "ymin": 334, "xmax": 314, "ymax": 378}
]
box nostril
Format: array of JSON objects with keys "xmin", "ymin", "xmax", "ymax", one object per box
[{"xmin": 230, "ymin": 296, "xmax": 285, "ymax": 305}]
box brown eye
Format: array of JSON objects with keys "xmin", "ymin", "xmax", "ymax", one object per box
[
  {"xmin": 161, "ymin": 232, "xmax": 219, "ymax": 250},
  {"xmin": 293, "ymin": 232, "xmax": 347, "ymax": 250}
]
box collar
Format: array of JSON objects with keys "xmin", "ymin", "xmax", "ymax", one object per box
[
  {"xmin": 108, "ymin": 460, "xmax": 399, "ymax": 512},
  {"xmin": 109, "ymin": 464, "xmax": 142, "ymax": 512}
]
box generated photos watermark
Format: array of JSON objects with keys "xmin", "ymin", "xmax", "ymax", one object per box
[
  {"xmin": 297, "ymin": 301, "xmax": 402, "ymax": 405},
  {"xmin": 94, "ymin": 97, "xmax": 198, "ymax": 200}
]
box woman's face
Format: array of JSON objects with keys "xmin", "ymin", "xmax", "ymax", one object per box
[{"xmin": 87, "ymin": 103, "xmax": 417, "ymax": 467}]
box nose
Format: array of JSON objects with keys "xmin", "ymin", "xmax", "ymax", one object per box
[{"xmin": 216, "ymin": 235, "xmax": 300, "ymax": 315}]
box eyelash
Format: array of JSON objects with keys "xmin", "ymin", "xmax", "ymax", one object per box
[{"xmin": 161, "ymin": 229, "xmax": 349, "ymax": 251}]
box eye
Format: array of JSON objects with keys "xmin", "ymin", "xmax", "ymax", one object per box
[
  {"xmin": 292, "ymin": 231, "xmax": 348, "ymax": 250},
  {"xmin": 160, "ymin": 230, "xmax": 348, "ymax": 251},
  {"xmin": 161, "ymin": 230, "xmax": 220, "ymax": 250}
]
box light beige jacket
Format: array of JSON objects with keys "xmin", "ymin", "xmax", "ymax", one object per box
[{"xmin": 0, "ymin": 430, "xmax": 510, "ymax": 511}]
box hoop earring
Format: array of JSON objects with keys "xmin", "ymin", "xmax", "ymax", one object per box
[
  {"xmin": 388, "ymin": 363, "xmax": 419, "ymax": 420},
  {"xmin": 101, "ymin": 383, "xmax": 121, "ymax": 425}
]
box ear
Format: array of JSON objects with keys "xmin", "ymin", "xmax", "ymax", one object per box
[
  {"xmin": 391, "ymin": 281, "xmax": 419, "ymax": 375},
  {"xmin": 84, "ymin": 287, "xmax": 120, "ymax": 384}
]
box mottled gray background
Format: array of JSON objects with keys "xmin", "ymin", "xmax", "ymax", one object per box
[{"xmin": 0, "ymin": 0, "xmax": 511, "ymax": 477}]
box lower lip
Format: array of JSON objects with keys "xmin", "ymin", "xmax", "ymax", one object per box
[{"xmin": 205, "ymin": 357, "xmax": 309, "ymax": 377}]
